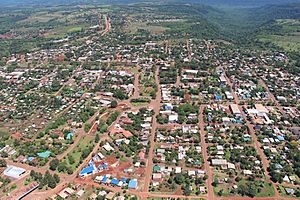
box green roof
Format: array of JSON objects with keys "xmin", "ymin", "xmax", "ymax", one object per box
[{"xmin": 153, "ymin": 166, "xmax": 161, "ymax": 171}]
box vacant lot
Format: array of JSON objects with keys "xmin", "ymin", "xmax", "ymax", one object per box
[
  {"xmin": 125, "ymin": 22, "xmax": 168, "ymax": 34},
  {"xmin": 62, "ymin": 135, "xmax": 95, "ymax": 171}
]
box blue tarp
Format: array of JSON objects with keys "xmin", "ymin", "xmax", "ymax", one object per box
[
  {"xmin": 121, "ymin": 178, "xmax": 127, "ymax": 183},
  {"xmin": 128, "ymin": 179, "xmax": 138, "ymax": 189}
]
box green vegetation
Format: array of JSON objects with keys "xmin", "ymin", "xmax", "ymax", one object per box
[
  {"xmin": 30, "ymin": 170, "xmax": 60, "ymax": 189},
  {"xmin": 60, "ymin": 136, "xmax": 95, "ymax": 173},
  {"xmin": 258, "ymin": 19, "xmax": 300, "ymax": 52},
  {"xmin": 130, "ymin": 98, "xmax": 151, "ymax": 106}
]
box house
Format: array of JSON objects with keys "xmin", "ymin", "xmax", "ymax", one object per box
[
  {"xmin": 230, "ymin": 104, "xmax": 241, "ymax": 115},
  {"xmin": 76, "ymin": 189, "xmax": 84, "ymax": 197},
  {"xmin": 106, "ymin": 192, "xmax": 115, "ymax": 200},
  {"xmin": 103, "ymin": 143, "xmax": 114, "ymax": 151},
  {"xmin": 211, "ymin": 159, "xmax": 227, "ymax": 167},
  {"xmin": 168, "ymin": 114, "xmax": 178, "ymax": 123},
  {"xmin": 152, "ymin": 173, "xmax": 162, "ymax": 181},
  {"xmin": 285, "ymin": 188, "xmax": 295, "ymax": 195},
  {"xmin": 255, "ymin": 104, "xmax": 268, "ymax": 114},
  {"xmin": 175, "ymin": 167, "xmax": 182, "ymax": 174},
  {"xmin": 243, "ymin": 170, "xmax": 253, "ymax": 175},
  {"xmin": 79, "ymin": 162, "xmax": 96, "ymax": 176},
  {"xmin": 58, "ymin": 188, "xmax": 75, "ymax": 199},
  {"xmin": 225, "ymin": 91, "xmax": 233, "ymax": 100},
  {"xmin": 283, "ymin": 175, "xmax": 290, "ymax": 183},
  {"xmin": 128, "ymin": 179, "xmax": 138, "ymax": 189}
]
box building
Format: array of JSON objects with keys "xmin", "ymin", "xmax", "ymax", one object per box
[
  {"xmin": 128, "ymin": 179, "xmax": 138, "ymax": 189},
  {"xmin": 79, "ymin": 162, "xmax": 96, "ymax": 176},
  {"xmin": 3, "ymin": 166, "xmax": 26, "ymax": 179},
  {"xmin": 230, "ymin": 104, "xmax": 241, "ymax": 115}
]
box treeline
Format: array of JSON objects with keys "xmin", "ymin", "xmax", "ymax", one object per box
[{"xmin": 30, "ymin": 170, "xmax": 60, "ymax": 189}]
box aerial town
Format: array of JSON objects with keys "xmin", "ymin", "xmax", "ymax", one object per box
[{"xmin": 0, "ymin": 1, "xmax": 299, "ymax": 200}]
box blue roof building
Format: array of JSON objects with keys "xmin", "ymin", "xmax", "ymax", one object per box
[
  {"xmin": 66, "ymin": 132, "xmax": 74, "ymax": 140},
  {"xmin": 128, "ymin": 179, "xmax": 138, "ymax": 189},
  {"xmin": 27, "ymin": 157, "xmax": 34, "ymax": 162},
  {"xmin": 79, "ymin": 164, "xmax": 95, "ymax": 176},
  {"xmin": 164, "ymin": 104, "xmax": 173, "ymax": 110},
  {"xmin": 37, "ymin": 151, "xmax": 51, "ymax": 158},
  {"xmin": 103, "ymin": 163, "xmax": 108, "ymax": 169},
  {"xmin": 102, "ymin": 176, "xmax": 108, "ymax": 183},
  {"xmin": 121, "ymin": 178, "xmax": 127, "ymax": 183},
  {"xmin": 215, "ymin": 95, "xmax": 222, "ymax": 100},
  {"xmin": 277, "ymin": 135, "xmax": 285, "ymax": 141},
  {"xmin": 110, "ymin": 178, "xmax": 119, "ymax": 186}
]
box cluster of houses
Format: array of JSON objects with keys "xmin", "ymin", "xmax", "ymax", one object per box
[
  {"xmin": 156, "ymin": 125, "xmax": 200, "ymax": 143},
  {"xmin": 205, "ymin": 104, "xmax": 244, "ymax": 124},
  {"xmin": 54, "ymin": 182, "xmax": 137, "ymax": 200},
  {"xmin": 256, "ymin": 125, "xmax": 299, "ymax": 185},
  {"xmin": 95, "ymin": 175, "xmax": 138, "ymax": 189}
]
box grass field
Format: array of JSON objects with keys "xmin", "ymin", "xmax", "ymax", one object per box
[
  {"xmin": 63, "ymin": 135, "xmax": 95, "ymax": 171},
  {"xmin": 125, "ymin": 22, "xmax": 168, "ymax": 34},
  {"xmin": 131, "ymin": 102, "xmax": 149, "ymax": 106},
  {"xmin": 255, "ymin": 182, "xmax": 275, "ymax": 197},
  {"xmin": 259, "ymin": 35, "xmax": 300, "ymax": 52},
  {"xmin": 259, "ymin": 19, "xmax": 300, "ymax": 52}
]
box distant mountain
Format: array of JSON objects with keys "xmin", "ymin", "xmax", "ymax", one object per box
[{"xmin": 0, "ymin": 0, "xmax": 300, "ymax": 7}]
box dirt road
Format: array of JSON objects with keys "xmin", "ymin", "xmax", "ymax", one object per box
[{"xmin": 142, "ymin": 65, "xmax": 161, "ymax": 193}]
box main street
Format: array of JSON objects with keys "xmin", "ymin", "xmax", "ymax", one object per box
[{"xmin": 142, "ymin": 65, "xmax": 161, "ymax": 193}]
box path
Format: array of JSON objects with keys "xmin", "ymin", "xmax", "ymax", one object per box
[
  {"xmin": 101, "ymin": 14, "xmax": 111, "ymax": 36},
  {"xmin": 133, "ymin": 68, "xmax": 140, "ymax": 98}
]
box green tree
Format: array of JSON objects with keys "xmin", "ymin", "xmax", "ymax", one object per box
[
  {"xmin": 111, "ymin": 100, "xmax": 118, "ymax": 108},
  {"xmin": 53, "ymin": 174, "xmax": 60, "ymax": 184},
  {"xmin": 49, "ymin": 159, "xmax": 59, "ymax": 171},
  {"xmin": 48, "ymin": 176, "xmax": 57, "ymax": 189},
  {"xmin": 95, "ymin": 133, "xmax": 100, "ymax": 143},
  {"xmin": 0, "ymin": 159, "xmax": 7, "ymax": 167}
]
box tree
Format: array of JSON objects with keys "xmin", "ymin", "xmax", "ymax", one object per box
[
  {"xmin": 218, "ymin": 189, "xmax": 224, "ymax": 196},
  {"xmin": 53, "ymin": 174, "xmax": 60, "ymax": 183},
  {"xmin": 57, "ymin": 163, "xmax": 67, "ymax": 172},
  {"xmin": 0, "ymin": 159, "xmax": 7, "ymax": 167},
  {"xmin": 68, "ymin": 155, "xmax": 75, "ymax": 165},
  {"xmin": 111, "ymin": 100, "xmax": 117, "ymax": 108},
  {"xmin": 95, "ymin": 133, "xmax": 100, "ymax": 143},
  {"xmin": 30, "ymin": 170, "xmax": 36, "ymax": 178},
  {"xmin": 84, "ymin": 123, "xmax": 91, "ymax": 133},
  {"xmin": 48, "ymin": 176, "xmax": 57, "ymax": 189},
  {"xmin": 183, "ymin": 184, "xmax": 192, "ymax": 196},
  {"xmin": 49, "ymin": 159, "xmax": 59, "ymax": 171}
]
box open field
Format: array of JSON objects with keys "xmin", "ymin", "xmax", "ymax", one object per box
[
  {"xmin": 125, "ymin": 22, "xmax": 168, "ymax": 34},
  {"xmin": 62, "ymin": 135, "xmax": 95, "ymax": 171},
  {"xmin": 259, "ymin": 19, "xmax": 300, "ymax": 52}
]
